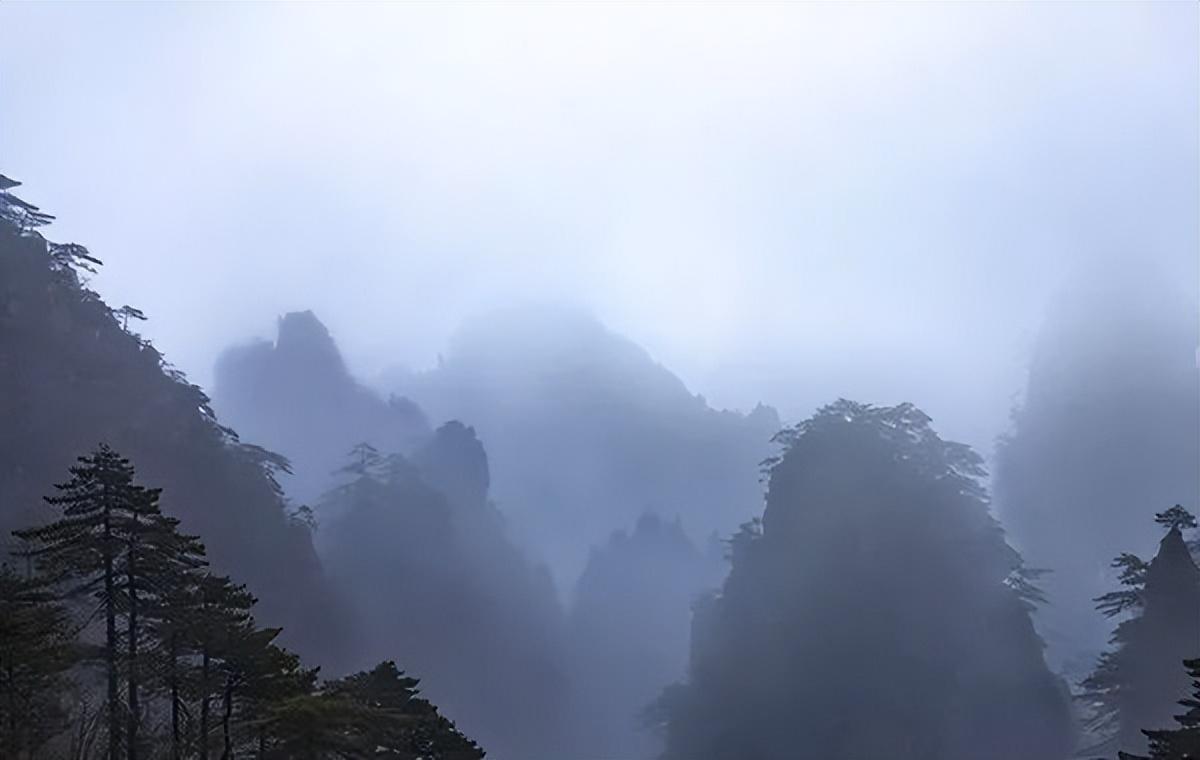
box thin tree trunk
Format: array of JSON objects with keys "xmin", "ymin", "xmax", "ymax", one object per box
[
  {"xmin": 6, "ymin": 658, "xmax": 18, "ymax": 755},
  {"xmin": 170, "ymin": 633, "xmax": 180, "ymax": 760},
  {"xmin": 220, "ymin": 677, "xmax": 233, "ymax": 759},
  {"xmin": 200, "ymin": 647, "xmax": 210, "ymax": 760},
  {"xmin": 104, "ymin": 510, "xmax": 120, "ymax": 760},
  {"xmin": 126, "ymin": 529, "xmax": 139, "ymax": 760}
]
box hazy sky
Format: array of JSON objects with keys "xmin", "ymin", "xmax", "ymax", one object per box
[{"xmin": 2, "ymin": 2, "xmax": 1196, "ymax": 454}]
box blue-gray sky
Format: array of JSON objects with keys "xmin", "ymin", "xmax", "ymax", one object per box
[{"xmin": 1, "ymin": 2, "xmax": 1196, "ymax": 453}]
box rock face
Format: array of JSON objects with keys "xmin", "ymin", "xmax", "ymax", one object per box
[
  {"xmin": 0, "ymin": 184, "xmax": 347, "ymax": 667},
  {"xmin": 382, "ymin": 303, "xmax": 781, "ymax": 586},
  {"xmin": 995, "ymin": 276, "xmax": 1200, "ymax": 664},
  {"xmin": 318, "ymin": 422, "xmax": 574, "ymax": 760},
  {"xmin": 413, "ymin": 419, "xmax": 489, "ymax": 515},
  {"xmin": 660, "ymin": 401, "xmax": 1074, "ymax": 760},
  {"xmin": 214, "ymin": 310, "xmax": 430, "ymax": 507},
  {"xmin": 568, "ymin": 513, "xmax": 725, "ymax": 760},
  {"xmin": 1088, "ymin": 525, "xmax": 1200, "ymax": 755}
]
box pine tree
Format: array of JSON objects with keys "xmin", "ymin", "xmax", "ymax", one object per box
[
  {"xmin": 1158, "ymin": 505, "xmax": 1199, "ymax": 533},
  {"xmin": 146, "ymin": 566, "xmax": 314, "ymax": 759},
  {"xmin": 0, "ymin": 174, "xmax": 56, "ymax": 230},
  {"xmin": 191, "ymin": 573, "xmax": 256, "ymax": 760},
  {"xmin": 2, "ymin": 441, "xmax": 487, "ymax": 758},
  {"xmin": 14, "ymin": 444, "xmax": 207, "ymax": 760},
  {"xmin": 1119, "ymin": 658, "xmax": 1200, "ymax": 759},
  {"xmin": 256, "ymin": 692, "xmax": 374, "ymax": 760},
  {"xmin": 115, "ymin": 480, "xmax": 206, "ymax": 759},
  {"xmin": 1084, "ymin": 507, "xmax": 1200, "ymax": 755},
  {"xmin": 14, "ymin": 445, "xmax": 146, "ymax": 760},
  {"xmin": 152, "ymin": 573, "xmax": 200, "ymax": 760},
  {"xmin": 234, "ymin": 635, "xmax": 317, "ymax": 757},
  {"xmin": 0, "ymin": 565, "xmax": 75, "ymax": 756},
  {"xmin": 147, "ymin": 545, "xmax": 209, "ymax": 760},
  {"xmin": 348, "ymin": 442, "xmax": 383, "ymax": 475},
  {"xmin": 214, "ymin": 622, "xmax": 322, "ymax": 758},
  {"xmin": 253, "ymin": 661, "xmax": 486, "ymax": 759},
  {"xmin": 328, "ymin": 660, "xmax": 485, "ymax": 759}
]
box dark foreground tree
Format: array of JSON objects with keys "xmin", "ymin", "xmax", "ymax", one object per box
[
  {"xmin": 9, "ymin": 444, "xmax": 485, "ymax": 758},
  {"xmin": 150, "ymin": 565, "xmax": 206, "ymax": 760},
  {"xmin": 256, "ymin": 693, "xmax": 373, "ymax": 760},
  {"xmin": 116, "ymin": 475, "xmax": 207, "ymax": 759},
  {"xmin": 1119, "ymin": 658, "xmax": 1200, "ymax": 759},
  {"xmin": 1084, "ymin": 507, "xmax": 1200, "ymax": 755},
  {"xmin": 327, "ymin": 660, "xmax": 485, "ymax": 759},
  {"xmin": 14, "ymin": 445, "xmax": 150, "ymax": 759},
  {"xmin": 253, "ymin": 662, "xmax": 483, "ymax": 760},
  {"xmin": 14, "ymin": 444, "xmax": 207, "ymax": 759},
  {"xmin": 153, "ymin": 569, "xmax": 312, "ymax": 759},
  {"xmin": 655, "ymin": 401, "xmax": 1073, "ymax": 760},
  {"xmin": 192, "ymin": 574, "xmax": 256, "ymax": 760},
  {"xmin": 0, "ymin": 565, "xmax": 75, "ymax": 756}
]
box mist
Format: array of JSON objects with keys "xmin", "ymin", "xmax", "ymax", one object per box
[
  {"xmin": 0, "ymin": 2, "xmax": 1197, "ymax": 759},
  {"xmin": 3, "ymin": 2, "xmax": 1195, "ymax": 450}
]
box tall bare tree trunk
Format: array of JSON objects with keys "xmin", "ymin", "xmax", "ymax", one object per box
[
  {"xmin": 200, "ymin": 648, "xmax": 210, "ymax": 760},
  {"xmin": 126, "ymin": 527, "xmax": 139, "ymax": 760},
  {"xmin": 104, "ymin": 511, "xmax": 120, "ymax": 760},
  {"xmin": 220, "ymin": 677, "xmax": 233, "ymax": 759},
  {"xmin": 170, "ymin": 633, "xmax": 181, "ymax": 760}
]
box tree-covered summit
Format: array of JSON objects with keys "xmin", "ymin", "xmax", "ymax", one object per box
[{"xmin": 656, "ymin": 400, "xmax": 1073, "ymax": 760}]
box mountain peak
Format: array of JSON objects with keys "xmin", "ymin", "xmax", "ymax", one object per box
[{"xmin": 275, "ymin": 310, "xmax": 346, "ymax": 372}]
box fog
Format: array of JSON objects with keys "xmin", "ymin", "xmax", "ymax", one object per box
[
  {"xmin": 3, "ymin": 2, "xmax": 1195, "ymax": 452},
  {"xmin": 1, "ymin": 3, "xmax": 1198, "ymax": 759}
]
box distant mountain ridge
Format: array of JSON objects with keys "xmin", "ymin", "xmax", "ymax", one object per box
[
  {"xmin": 214, "ymin": 310, "xmax": 431, "ymax": 507},
  {"xmin": 379, "ymin": 303, "xmax": 781, "ymax": 587},
  {"xmin": 214, "ymin": 304, "xmax": 779, "ymax": 591},
  {"xmin": 214, "ymin": 309, "xmax": 584, "ymax": 757}
]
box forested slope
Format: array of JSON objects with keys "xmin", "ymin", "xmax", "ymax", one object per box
[{"xmin": 0, "ymin": 177, "xmax": 346, "ymax": 665}]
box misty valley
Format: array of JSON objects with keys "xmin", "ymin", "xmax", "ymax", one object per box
[
  {"xmin": 1, "ymin": 4, "xmax": 1199, "ymax": 759},
  {"xmin": 1, "ymin": 170, "xmax": 1197, "ymax": 760}
]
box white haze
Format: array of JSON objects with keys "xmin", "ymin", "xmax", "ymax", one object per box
[{"xmin": 1, "ymin": 2, "xmax": 1196, "ymax": 453}]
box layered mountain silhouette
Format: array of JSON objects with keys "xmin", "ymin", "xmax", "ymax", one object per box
[
  {"xmin": 212, "ymin": 307, "xmax": 780, "ymax": 756},
  {"xmin": 214, "ymin": 310, "xmax": 430, "ymax": 507},
  {"xmin": 995, "ymin": 273, "xmax": 1200, "ymax": 666},
  {"xmin": 0, "ymin": 181, "xmax": 347, "ymax": 666},
  {"xmin": 317, "ymin": 422, "xmax": 574, "ymax": 760},
  {"xmin": 568, "ymin": 512, "xmax": 725, "ymax": 759},
  {"xmin": 380, "ymin": 304, "xmax": 781, "ymax": 586},
  {"xmin": 215, "ymin": 313, "xmax": 575, "ymax": 757}
]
